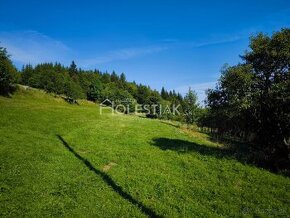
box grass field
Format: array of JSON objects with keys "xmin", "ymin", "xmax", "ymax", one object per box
[{"xmin": 0, "ymin": 87, "xmax": 289, "ymax": 217}]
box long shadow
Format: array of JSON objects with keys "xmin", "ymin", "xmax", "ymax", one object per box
[
  {"xmin": 154, "ymin": 121, "xmax": 251, "ymax": 163},
  {"xmin": 153, "ymin": 137, "xmax": 231, "ymax": 156},
  {"xmin": 57, "ymin": 135, "xmax": 161, "ymax": 218},
  {"xmin": 152, "ymin": 137, "xmax": 252, "ymax": 166},
  {"xmin": 153, "ymin": 137, "xmax": 290, "ymax": 177},
  {"xmin": 153, "ymin": 138, "xmax": 290, "ymax": 177}
]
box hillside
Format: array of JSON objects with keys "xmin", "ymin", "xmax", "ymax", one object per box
[{"xmin": 0, "ymin": 86, "xmax": 289, "ymax": 217}]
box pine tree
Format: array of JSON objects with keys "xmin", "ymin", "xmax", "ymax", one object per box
[
  {"xmin": 120, "ymin": 73, "xmax": 126, "ymax": 83},
  {"xmin": 111, "ymin": 71, "xmax": 119, "ymax": 82},
  {"xmin": 161, "ymin": 87, "xmax": 167, "ymax": 99},
  {"xmin": 68, "ymin": 61, "xmax": 77, "ymax": 76}
]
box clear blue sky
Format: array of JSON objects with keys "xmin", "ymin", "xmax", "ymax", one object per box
[{"xmin": 0, "ymin": 0, "xmax": 289, "ymax": 101}]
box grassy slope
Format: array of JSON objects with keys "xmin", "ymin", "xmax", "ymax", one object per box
[{"xmin": 0, "ymin": 87, "xmax": 289, "ymax": 217}]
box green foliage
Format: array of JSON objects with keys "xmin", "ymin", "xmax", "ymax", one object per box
[
  {"xmin": 87, "ymin": 81, "xmax": 103, "ymax": 102},
  {"xmin": 158, "ymin": 99, "xmax": 173, "ymax": 119},
  {"xmin": 100, "ymin": 82, "xmax": 137, "ymax": 113},
  {"xmin": 68, "ymin": 60, "xmax": 77, "ymax": 77},
  {"xmin": 0, "ymin": 46, "xmax": 185, "ymax": 119},
  {"xmin": 183, "ymin": 88, "xmax": 199, "ymax": 124},
  {"xmin": 205, "ymin": 64, "xmax": 254, "ymax": 133},
  {"xmin": 0, "ymin": 46, "xmax": 17, "ymax": 95},
  {"xmin": 18, "ymin": 60, "xmax": 185, "ymax": 117},
  {"xmin": 127, "ymin": 82, "xmax": 138, "ymax": 97},
  {"xmin": 63, "ymin": 78, "xmax": 85, "ymax": 99},
  {"xmin": 21, "ymin": 64, "xmax": 34, "ymax": 85},
  {"xmin": 145, "ymin": 91, "xmax": 162, "ymax": 118},
  {"xmin": 203, "ymin": 28, "xmax": 290, "ymax": 171},
  {"xmin": 242, "ymin": 28, "xmax": 290, "ymax": 170},
  {"xmin": 21, "ymin": 63, "xmax": 85, "ymax": 99},
  {"xmin": 136, "ymin": 84, "xmax": 151, "ymax": 104},
  {"xmin": 110, "ymin": 71, "xmax": 119, "ymax": 82},
  {"xmin": 161, "ymin": 87, "xmax": 169, "ymax": 99},
  {"xmin": 120, "ymin": 72, "xmax": 126, "ymax": 83},
  {"xmin": 114, "ymin": 89, "xmax": 137, "ymax": 113},
  {"xmin": 0, "ymin": 44, "xmax": 184, "ymax": 117}
]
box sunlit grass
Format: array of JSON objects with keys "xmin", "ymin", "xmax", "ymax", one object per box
[{"xmin": 0, "ymin": 87, "xmax": 289, "ymax": 217}]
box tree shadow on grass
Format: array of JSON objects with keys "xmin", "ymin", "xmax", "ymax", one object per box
[
  {"xmin": 152, "ymin": 137, "xmax": 289, "ymax": 177},
  {"xmin": 152, "ymin": 137, "xmax": 254, "ymax": 167},
  {"xmin": 57, "ymin": 135, "xmax": 161, "ymax": 218},
  {"xmin": 154, "ymin": 121, "xmax": 258, "ymax": 166},
  {"xmin": 153, "ymin": 137, "xmax": 229, "ymax": 155}
]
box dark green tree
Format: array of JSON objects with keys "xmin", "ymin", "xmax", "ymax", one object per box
[
  {"xmin": 0, "ymin": 46, "xmax": 17, "ymax": 95},
  {"xmin": 145, "ymin": 91, "xmax": 162, "ymax": 118},
  {"xmin": 87, "ymin": 80, "xmax": 103, "ymax": 102},
  {"xmin": 68, "ymin": 61, "xmax": 78, "ymax": 76},
  {"xmin": 120, "ymin": 72, "xmax": 126, "ymax": 83},
  {"xmin": 136, "ymin": 84, "xmax": 151, "ymax": 104},
  {"xmin": 161, "ymin": 87, "xmax": 169, "ymax": 99},
  {"xmin": 203, "ymin": 28, "xmax": 290, "ymax": 171},
  {"xmin": 111, "ymin": 71, "xmax": 119, "ymax": 82},
  {"xmin": 21, "ymin": 64, "xmax": 34, "ymax": 86},
  {"xmin": 242, "ymin": 28, "xmax": 290, "ymax": 169}
]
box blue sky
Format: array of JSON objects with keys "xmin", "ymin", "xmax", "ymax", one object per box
[{"xmin": 0, "ymin": 0, "xmax": 289, "ymax": 101}]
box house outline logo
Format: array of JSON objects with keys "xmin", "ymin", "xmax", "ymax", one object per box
[
  {"xmin": 100, "ymin": 98, "xmax": 114, "ymax": 107},
  {"xmin": 100, "ymin": 98, "xmax": 115, "ymax": 115}
]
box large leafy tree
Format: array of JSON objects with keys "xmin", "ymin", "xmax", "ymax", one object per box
[
  {"xmin": 136, "ymin": 84, "xmax": 151, "ymax": 104},
  {"xmin": 87, "ymin": 80, "xmax": 103, "ymax": 102},
  {"xmin": 242, "ymin": 28, "xmax": 290, "ymax": 168},
  {"xmin": 0, "ymin": 46, "xmax": 17, "ymax": 95},
  {"xmin": 145, "ymin": 91, "xmax": 162, "ymax": 118},
  {"xmin": 206, "ymin": 64, "xmax": 254, "ymax": 136},
  {"xmin": 204, "ymin": 28, "xmax": 290, "ymax": 171}
]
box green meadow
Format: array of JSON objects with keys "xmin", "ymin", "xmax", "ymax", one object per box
[{"xmin": 0, "ymin": 87, "xmax": 289, "ymax": 217}]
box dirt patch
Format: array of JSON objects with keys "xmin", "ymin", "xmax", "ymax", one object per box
[{"xmin": 102, "ymin": 162, "xmax": 117, "ymax": 172}]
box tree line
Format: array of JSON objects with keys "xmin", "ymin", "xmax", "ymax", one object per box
[{"xmin": 0, "ymin": 47, "xmax": 200, "ymax": 120}]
